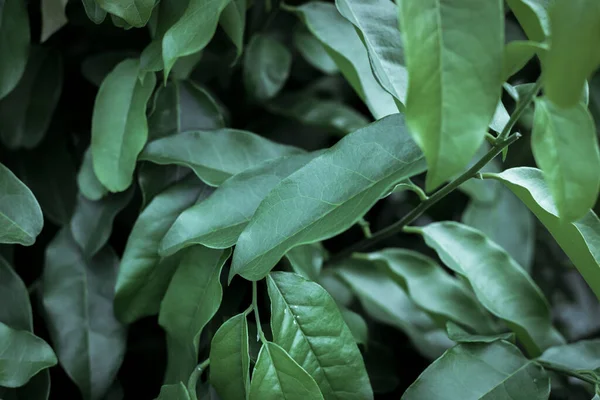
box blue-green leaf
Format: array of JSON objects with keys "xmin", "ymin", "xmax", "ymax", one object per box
[
  {"xmin": 0, "ymin": 0, "xmax": 30, "ymax": 100},
  {"xmin": 244, "ymin": 34, "xmax": 292, "ymax": 102}
]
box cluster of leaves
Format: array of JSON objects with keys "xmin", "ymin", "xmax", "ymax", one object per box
[{"xmin": 1, "ymin": 0, "xmax": 600, "ymax": 399}]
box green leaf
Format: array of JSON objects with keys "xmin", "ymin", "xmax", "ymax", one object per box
[
  {"xmin": 485, "ymin": 167, "xmax": 600, "ymax": 300},
  {"xmin": 399, "ymin": 0, "xmax": 503, "ymax": 190},
  {"xmin": 531, "ymin": 97, "xmax": 600, "ymax": 222},
  {"xmin": 340, "ymin": 308, "xmax": 368, "ymax": 345},
  {"xmin": 91, "ymin": 58, "xmax": 156, "ymax": 192},
  {"xmin": 293, "ymin": 26, "xmax": 337, "ymax": 74},
  {"xmin": 140, "ymin": 129, "xmax": 300, "ymax": 187},
  {"xmin": 230, "ymin": 114, "xmax": 426, "ymax": 281},
  {"xmin": 163, "ymin": 334, "xmax": 197, "ymax": 385},
  {"xmin": 148, "ymin": 80, "xmax": 224, "ymax": 140},
  {"xmin": 137, "ymin": 163, "xmax": 191, "ymax": 208},
  {"xmin": 249, "ymin": 341, "xmax": 324, "ymax": 400},
  {"xmin": 77, "ymin": 147, "xmax": 108, "ymax": 201},
  {"xmin": 318, "ymin": 270, "xmax": 353, "ymax": 307},
  {"xmin": 416, "ymin": 221, "xmax": 563, "ymax": 356},
  {"xmin": 335, "ymin": 0, "xmax": 407, "ymax": 105},
  {"xmin": 402, "ymin": 341, "xmax": 550, "ymax": 400},
  {"xmin": 219, "ymin": 0, "xmax": 246, "ymax": 61},
  {"xmin": 285, "ymin": 242, "xmax": 325, "ymax": 281},
  {"xmin": 81, "ymin": 51, "xmax": 133, "ymax": 87},
  {"xmin": 161, "ymin": 0, "xmax": 231, "ymax": 78},
  {"xmin": 40, "ymin": 0, "xmax": 67, "ymax": 41},
  {"xmin": 0, "ymin": 162, "xmax": 43, "ymax": 246},
  {"xmin": 537, "ymin": 339, "xmax": 600, "ymax": 382},
  {"xmin": 506, "ymin": 0, "xmax": 550, "ymax": 42},
  {"xmin": 155, "ymin": 383, "xmax": 191, "ymax": 400},
  {"xmin": 160, "ymin": 152, "xmax": 317, "ymax": 255},
  {"xmin": 0, "ymin": 0, "xmax": 30, "ymax": 100},
  {"xmin": 115, "ymin": 177, "xmax": 213, "ymax": 324},
  {"xmin": 0, "ymin": 370, "xmax": 51, "ymax": 400},
  {"xmin": 209, "ymin": 314, "xmax": 250, "ymax": 400},
  {"xmin": 0, "ymin": 47, "xmax": 62, "ymax": 150},
  {"xmin": 81, "ymin": 0, "xmax": 106, "ymax": 24},
  {"xmin": 267, "ymin": 272, "xmax": 373, "ymax": 399},
  {"xmin": 42, "ymin": 229, "xmax": 126, "ymax": 400},
  {"xmin": 543, "ymin": 0, "xmax": 600, "ymax": 107},
  {"xmin": 244, "ymin": 34, "xmax": 292, "ymax": 102},
  {"xmin": 361, "ymin": 249, "xmax": 496, "ymax": 334},
  {"xmin": 503, "ymin": 41, "xmax": 547, "ymax": 80},
  {"xmin": 95, "ymin": 0, "xmax": 156, "ymax": 27},
  {"xmin": 284, "ymin": 2, "xmax": 397, "ymax": 119},
  {"xmin": 446, "ymin": 322, "xmax": 516, "ymax": 344},
  {"xmin": 0, "ymin": 322, "xmax": 57, "ymax": 388},
  {"xmin": 70, "ymin": 188, "xmax": 133, "ymax": 257}
]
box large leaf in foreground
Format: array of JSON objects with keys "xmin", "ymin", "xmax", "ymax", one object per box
[
  {"xmin": 402, "ymin": 341, "xmax": 550, "ymax": 400},
  {"xmin": 267, "ymin": 272, "xmax": 373, "ymax": 400},
  {"xmin": 399, "ymin": 0, "xmax": 503, "ymax": 190},
  {"xmin": 140, "ymin": 129, "xmax": 300, "ymax": 187},
  {"xmin": 485, "ymin": 167, "xmax": 600, "ymax": 300},
  {"xmin": 231, "ymin": 114, "xmax": 426, "ymax": 281}
]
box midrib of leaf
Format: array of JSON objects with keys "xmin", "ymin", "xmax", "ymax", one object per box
[
  {"xmin": 189, "ymin": 261, "xmax": 222, "ymax": 347},
  {"xmin": 113, "ymin": 69, "xmax": 139, "ymax": 180},
  {"xmin": 431, "ymin": 0, "xmax": 446, "ymax": 175},
  {"xmin": 0, "ymin": 213, "xmax": 32, "ymax": 241},
  {"xmin": 174, "ymin": 81, "xmax": 182, "ymax": 133}
]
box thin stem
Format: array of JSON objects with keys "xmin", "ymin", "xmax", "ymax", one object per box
[
  {"xmin": 252, "ymin": 281, "xmax": 267, "ymax": 344},
  {"xmin": 537, "ymin": 361, "xmax": 597, "ymax": 385},
  {"xmin": 243, "ymin": 304, "xmax": 254, "ymax": 316},
  {"xmin": 358, "ymin": 218, "xmax": 372, "ymax": 238},
  {"xmin": 188, "ymin": 359, "xmax": 210, "ymax": 400},
  {"xmin": 327, "ymin": 133, "xmax": 522, "ymax": 264},
  {"xmin": 497, "ymin": 78, "xmax": 542, "ymax": 141}
]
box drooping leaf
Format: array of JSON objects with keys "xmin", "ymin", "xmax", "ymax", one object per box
[
  {"xmin": 70, "ymin": 188, "xmax": 133, "ymax": 258},
  {"xmin": 0, "ymin": 47, "xmax": 62, "ymax": 150},
  {"xmin": 231, "ymin": 114, "xmax": 426, "ymax": 281},
  {"xmin": 114, "ymin": 177, "xmax": 212, "ymax": 324},
  {"xmin": 537, "ymin": 339, "xmax": 600, "ymax": 383},
  {"xmin": 219, "ymin": 0, "xmax": 246, "ymax": 61},
  {"xmin": 40, "ymin": 0, "xmax": 67, "ymax": 41},
  {"xmin": 91, "ymin": 58, "xmax": 156, "ymax": 192},
  {"xmin": 267, "ymin": 272, "xmax": 373, "ymax": 399},
  {"xmin": 77, "ymin": 147, "xmax": 108, "ymax": 201},
  {"xmin": 543, "ymin": 0, "xmax": 600, "ymax": 107},
  {"xmin": 209, "ymin": 314, "xmax": 250, "ymax": 400},
  {"xmin": 0, "ymin": 0, "xmax": 30, "ymax": 100},
  {"xmin": 335, "ymin": 0, "xmax": 407, "ymax": 105},
  {"xmin": 416, "ymin": 221, "xmax": 563, "ymax": 356},
  {"xmin": 140, "ymin": 129, "xmax": 300, "ymax": 187},
  {"xmin": 285, "ymin": 242, "xmax": 325, "ymax": 282},
  {"xmin": 361, "ymin": 249, "xmax": 496, "ymax": 334},
  {"xmin": 485, "ymin": 167, "xmax": 600, "ymax": 300},
  {"xmin": 293, "ymin": 26, "xmax": 337, "ymax": 74},
  {"xmin": 446, "ymin": 322, "xmax": 516, "ymax": 344},
  {"xmin": 0, "ymin": 162, "xmax": 43, "ymax": 246},
  {"xmin": 42, "ymin": 230, "xmax": 126, "ymax": 400},
  {"xmin": 95, "ymin": 0, "xmax": 156, "ymax": 27},
  {"xmin": 284, "ymin": 2, "xmax": 397, "ymax": 119},
  {"xmin": 160, "ymin": 152, "xmax": 317, "ymax": 255},
  {"xmin": 81, "ymin": 0, "xmax": 106, "ymax": 24},
  {"xmin": 399, "ymin": 0, "xmax": 504, "ymax": 190},
  {"xmin": 506, "ymin": 0, "xmax": 550, "ymax": 42},
  {"xmin": 155, "ymin": 383, "xmax": 191, "ymax": 400},
  {"xmin": 248, "ymin": 341, "xmax": 324, "ymax": 400},
  {"xmin": 402, "ymin": 341, "xmax": 550, "ymax": 400},
  {"xmin": 531, "ymin": 97, "xmax": 600, "ymax": 222}
]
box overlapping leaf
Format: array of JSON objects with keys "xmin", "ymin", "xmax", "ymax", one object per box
[
  {"xmin": 0, "ymin": 0, "xmax": 29, "ymax": 100},
  {"xmin": 95, "ymin": 0, "xmax": 156, "ymax": 27},
  {"xmin": 244, "ymin": 35, "xmax": 292, "ymax": 102}
]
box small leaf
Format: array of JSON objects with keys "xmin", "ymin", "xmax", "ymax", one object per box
[
  {"xmin": 156, "ymin": 383, "xmax": 191, "ymax": 400},
  {"xmin": 399, "ymin": 0, "xmax": 504, "ymax": 190},
  {"xmin": 95, "ymin": 0, "xmax": 156, "ymax": 27},
  {"xmin": 81, "ymin": 0, "xmax": 106, "ymax": 24},
  {"xmin": 0, "ymin": 162, "xmax": 43, "ymax": 246},
  {"xmin": 0, "ymin": 0, "xmax": 30, "ymax": 100},
  {"xmin": 231, "ymin": 114, "xmax": 426, "ymax": 281},
  {"xmin": 506, "ymin": 0, "xmax": 550, "ymax": 42},
  {"xmin": 219, "ymin": 0, "xmax": 246, "ymax": 61},
  {"xmin": 91, "ymin": 58, "xmax": 156, "ymax": 192},
  {"xmin": 537, "ymin": 339, "xmax": 600, "ymax": 382},
  {"xmin": 40, "ymin": 0, "xmax": 68, "ymax": 41},
  {"xmin": 160, "ymin": 152, "xmax": 317, "ymax": 255},
  {"xmin": 249, "ymin": 342, "xmax": 324, "ymax": 400},
  {"xmin": 402, "ymin": 341, "xmax": 550, "ymax": 400},
  {"xmin": 42, "ymin": 230, "xmax": 126, "ymax": 400},
  {"xmin": 209, "ymin": 314, "xmax": 250, "ymax": 400},
  {"xmin": 267, "ymin": 272, "xmax": 373, "ymax": 399},
  {"xmin": 340, "ymin": 308, "xmax": 368, "ymax": 345},
  {"xmin": 531, "ymin": 97, "xmax": 600, "ymax": 222},
  {"xmin": 503, "ymin": 40, "xmax": 547, "ymax": 80},
  {"xmin": 446, "ymin": 322, "xmax": 516, "ymax": 344},
  {"xmin": 285, "ymin": 242, "xmax": 325, "ymax": 281},
  {"xmin": 140, "ymin": 129, "xmax": 301, "ymax": 187},
  {"xmin": 244, "ymin": 34, "xmax": 292, "ymax": 102},
  {"xmin": 293, "ymin": 26, "xmax": 337, "ymax": 74},
  {"xmin": 417, "ymin": 221, "xmax": 563, "ymax": 356},
  {"xmin": 486, "ymin": 167, "xmax": 600, "ymax": 300},
  {"xmin": 77, "ymin": 147, "xmax": 108, "ymax": 201}
]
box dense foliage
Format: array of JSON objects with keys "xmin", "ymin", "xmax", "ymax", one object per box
[{"xmin": 1, "ymin": 0, "xmax": 600, "ymax": 399}]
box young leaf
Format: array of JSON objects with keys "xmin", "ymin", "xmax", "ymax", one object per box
[
  {"xmin": 115, "ymin": 177, "xmax": 213, "ymax": 324},
  {"xmin": 95, "ymin": 0, "xmax": 156, "ymax": 27},
  {"xmin": 231, "ymin": 114, "xmax": 426, "ymax": 281},
  {"xmin": 446, "ymin": 322, "xmax": 515, "ymax": 344},
  {"xmin": 506, "ymin": 0, "xmax": 550, "ymax": 42},
  {"xmin": 42, "ymin": 230, "xmax": 126, "ymax": 400},
  {"xmin": 77, "ymin": 147, "xmax": 108, "ymax": 201},
  {"xmin": 416, "ymin": 222, "xmax": 563, "ymax": 356},
  {"xmin": 91, "ymin": 58, "xmax": 156, "ymax": 192},
  {"xmin": 485, "ymin": 167, "xmax": 600, "ymax": 300},
  {"xmin": 362, "ymin": 249, "xmax": 496, "ymax": 334},
  {"xmin": 293, "ymin": 26, "xmax": 337, "ymax": 75},
  {"xmin": 531, "ymin": 97, "xmax": 600, "ymax": 222},
  {"xmin": 140, "ymin": 129, "xmax": 301, "ymax": 187},
  {"xmin": 0, "ymin": 322, "xmax": 57, "ymax": 388},
  {"xmin": 70, "ymin": 188, "xmax": 133, "ymax": 257},
  {"xmin": 244, "ymin": 34, "xmax": 292, "ymax": 102},
  {"xmin": 335, "ymin": 0, "xmax": 407, "ymax": 105},
  {"xmin": 161, "ymin": 0, "xmax": 231, "ymax": 78},
  {"xmin": 81, "ymin": 0, "xmax": 106, "ymax": 24},
  {"xmin": 399, "ymin": 0, "xmax": 504, "ymax": 190},
  {"xmin": 160, "ymin": 152, "xmax": 318, "ymax": 255},
  {"xmin": 267, "ymin": 272, "xmax": 373, "ymax": 399},
  {"xmin": 537, "ymin": 339, "xmax": 600, "ymax": 382},
  {"xmin": 156, "ymin": 383, "xmax": 191, "ymax": 400},
  {"xmin": 0, "ymin": 47, "xmax": 62, "ymax": 149},
  {"xmin": 402, "ymin": 341, "xmax": 550, "ymax": 400},
  {"xmin": 284, "ymin": 2, "xmax": 397, "ymax": 119},
  {"xmin": 219, "ymin": 0, "xmax": 246, "ymax": 61},
  {"xmin": 0, "ymin": 0, "xmax": 29, "ymax": 100},
  {"xmin": 209, "ymin": 314, "xmax": 250, "ymax": 400},
  {"xmin": 543, "ymin": 0, "xmax": 600, "ymax": 107},
  {"xmin": 0, "ymin": 162, "xmax": 43, "ymax": 246},
  {"xmin": 285, "ymin": 242, "xmax": 325, "ymax": 282},
  {"xmin": 249, "ymin": 342, "xmax": 324, "ymax": 400}
]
